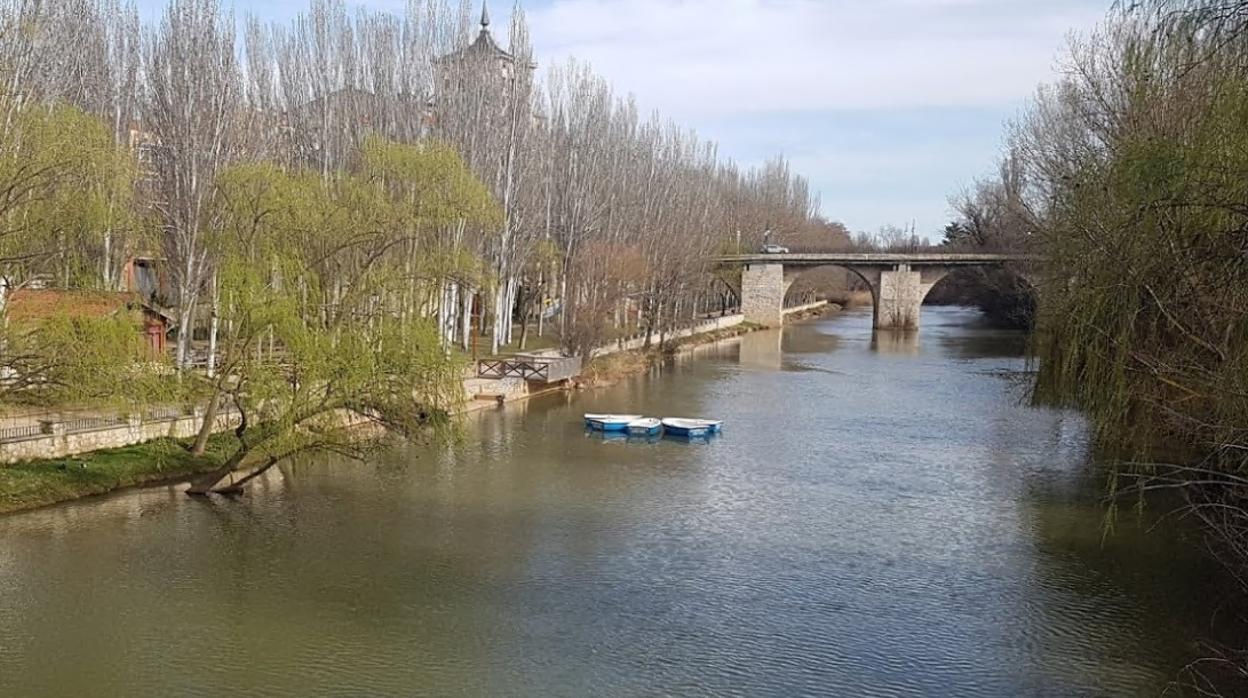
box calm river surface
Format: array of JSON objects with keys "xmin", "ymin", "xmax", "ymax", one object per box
[{"xmin": 0, "ymin": 307, "xmax": 1222, "ymax": 696}]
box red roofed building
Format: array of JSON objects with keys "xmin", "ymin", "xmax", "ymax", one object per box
[{"xmin": 4, "ymin": 289, "xmax": 174, "ymax": 355}]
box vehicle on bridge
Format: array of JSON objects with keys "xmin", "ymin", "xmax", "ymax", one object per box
[{"xmin": 761, "ymin": 243, "xmax": 790, "ymax": 254}]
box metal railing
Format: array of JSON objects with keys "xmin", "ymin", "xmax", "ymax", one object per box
[
  {"xmin": 60, "ymin": 415, "xmax": 129, "ymax": 433},
  {"xmin": 0, "ymin": 403, "xmax": 240, "ymax": 445},
  {"xmin": 145, "ymin": 405, "xmax": 184, "ymax": 422},
  {"xmin": 0, "ymin": 424, "xmax": 44, "ymax": 441}
]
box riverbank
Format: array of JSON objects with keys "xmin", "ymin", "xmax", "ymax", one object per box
[
  {"xmin": 1, "ymin": 306, "xmax": 1211, "ymax": 697},
  {"xmin": 0, "ymin": 305, "xmax": 832, "ymax": 514},
  {"xmin": 0, "ymin": 436, "xmax": 231, "ymax": 515},
  {"xmin": 578, "ymin": 321, "xmax": 762, "ymax": 388},
  {"xmin": 578, "ymin": 302, "xmax": 840, "ymax": 388}
]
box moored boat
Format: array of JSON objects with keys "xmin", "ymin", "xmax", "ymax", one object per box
[
  {"xmin": 585, "ymin": 414, "xmax": 643, "ymax": 432},
  {"xmin": 664, "ymin": 417, "xmax": 723, "ymax": 434},
  {"xmin": 661, "ymin": 418, "xmax": 712, "ymax": 438},
  {"xmin": 627, "ymin": 418, "xmax": 663, "ymax": 436}
]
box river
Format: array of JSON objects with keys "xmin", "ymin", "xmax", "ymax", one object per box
[{"xmin": 0, "ymin": 307, "xmax": 1224, "ymax": 696}]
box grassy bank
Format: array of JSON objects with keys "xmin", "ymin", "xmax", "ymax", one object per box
[
  {"xmin": 0, "ymin": 313, "xmax": 816, "ymax": 515},
  {"xmin": 0, "ymin": 436, "xmax": 231, "ymax": 515}
]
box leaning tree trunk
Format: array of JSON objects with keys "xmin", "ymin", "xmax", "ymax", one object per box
[
  {"xmin": 186, "ymin": 446, "xmax": 248, "ymax": 495},
  {"xmin": 190, "ymin": 388, "xmax": 222, "ymax": 456}
]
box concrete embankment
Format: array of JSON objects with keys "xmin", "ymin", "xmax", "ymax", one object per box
[{"xmin": 456, "ymin": 302, "xmax": 841, "ymax": 407}]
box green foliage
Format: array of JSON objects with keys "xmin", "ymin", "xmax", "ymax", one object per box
[
  {"xmin": 1028, "ymin": 4, "xmax": 1248, "ymax": 465},
  {"xmin": 212, "ymin": 258, "xmax": 464, "ymax": 461},
  {"xmin": 191, "ymin": 137, "xmax": 497, "ymax": 492},
  {"xmin": 360, "ymin": 136, "xmax": 502, "ymax": 231},
  {"xmin": 2, "ymin": 309, "xmax": 183, "ymax": 409},
  {"xmin": 0, "ymin": 102, "xmax": 138, "ymax": 279}
]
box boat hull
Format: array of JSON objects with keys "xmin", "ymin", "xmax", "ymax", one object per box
[
  {"xmin": 584, "ymin": 414, "xmax": 642, "ymax": 430},
  {"xmin": 669, "ymin": 418, "xmax": 722, "ymax": 433},
  {"xmin": 588, "ymin": 420, "xmax": 632, "ymax": 432},
  {"xmin": 661, "ymin": 419, "xmax": 711, "ymax": 438}
]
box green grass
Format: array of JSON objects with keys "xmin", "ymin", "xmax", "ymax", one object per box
[
  {"xmin": 0, "ymin": 434, "xmax": 233, "ymax": 514},
  {"xmin": 491, "ymin": 332, "xmax": 560, "ymax": 357}
]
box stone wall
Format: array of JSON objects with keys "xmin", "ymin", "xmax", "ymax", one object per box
[
  {"xmin": 782, "ymin": 300, "xmax": 830, "ymax": 316},
  {"xmin": 876, "ymin": 269, "xmax": 925, "ymax": 329},
  {"xmin": 594, "ymin": 314, "xmax": 745, "ymax": 357},
  {"xmin": 741, "ymin": 263, "xmax": 786, "ymax": 327},
  {"xmin": 0, "ymin": 411, "xmax": 241, "ymax": 466}
]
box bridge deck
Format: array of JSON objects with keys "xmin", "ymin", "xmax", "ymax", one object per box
[{"xmin": 716, "ymin": 252, "xmax": 1031, "ymax": 267}]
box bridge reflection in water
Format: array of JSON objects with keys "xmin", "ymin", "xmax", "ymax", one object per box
[
  {"xmin": 738, "ymin": 328, "xmax": 783, "ymax": 369},
  {"xmin": 735, "ymin": 317, "xmax": 920, "ymax": 367},
  {"xmin": 871, "ymin": 329, "xmax": 920, "ymax": 355}
]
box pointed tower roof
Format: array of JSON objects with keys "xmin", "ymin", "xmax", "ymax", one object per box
[
  {"xmin": 434, "ymin": 1, "xmax": 535, "ymax": 71},
  {"xmin": 436, "ymin": 1, "xmax": 513, "ymax": 64}
]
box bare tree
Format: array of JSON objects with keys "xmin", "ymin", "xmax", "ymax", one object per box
[{"xmin": 144, "ymin": 0, "xmax": 239, "ymax": 369}]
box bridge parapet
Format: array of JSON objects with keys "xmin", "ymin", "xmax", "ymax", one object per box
[{"xmin": 716, "ymin": 252, "xmax": 1031, "ymax": 267}]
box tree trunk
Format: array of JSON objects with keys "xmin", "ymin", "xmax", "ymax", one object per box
[
  {"xmin": 206, "ymin": 272, "xmax": 219, "ymax": 378},
  {"xmin": 186, "ymin": 445, "xmax": 247, "ymax": 495},
  {"xmin": 213, "ymin": 456, "xmax": 281, "ymax": 495},
  {"xmin": 519, "ymin": 303, "xmax": 530, "ymax": 351},
  {"xmin": 102, "ymin": 230, "xmax": 111, "ymax": 289},
  {"xmin": 461, "ymin": 289, "xmax": 473, "ymax": 351},
  {"xmin": 537, "ymin": 289, "xmax": 545, "ymax": 338},
  {"xmin": 191, "ymin": 392, "xmax": 221, "ymax": 456},
  {"xmin": 175, "ymin": 287, "xmax": 196, "ymax": 370}
]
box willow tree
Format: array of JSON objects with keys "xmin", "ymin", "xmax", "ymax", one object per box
[
  {"xmin": 990, "ymin": 2, "xmax": 1248, "ymax": 689},
  {"xmin": 0, "ymin": 103, "xmax": 137, "ymax": 284},
  {"xmin": 0, "ymin": 305, "xmax": 178, "ymax": 408},
  {"xmin": 187, "ymin": 138, "xmax": 498, "ymax": 493}
]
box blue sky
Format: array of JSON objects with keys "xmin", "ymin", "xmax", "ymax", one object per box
[{"xmin": 136, "ymin": 0, "xmax": 1108, "ymax": 239}]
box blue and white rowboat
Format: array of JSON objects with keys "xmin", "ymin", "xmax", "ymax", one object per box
[
  {"xmin": 627, "ymin": 418, "xmax": 663, "ymax": 436},
  {"xmin": 665, "ymin": 417, "xmax": 723, "ymax": 434},
  {"xmin": 661, "ymin": 418, "xmax": 712, "ymax": 438},
  {"xmin": 585, "ymin": 414, "xmax": 643, "ymax": 432}
]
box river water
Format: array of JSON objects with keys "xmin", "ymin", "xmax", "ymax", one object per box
[{"xmin": 0, "ymin": 307, "xmax": 1223, "ymax": 696}]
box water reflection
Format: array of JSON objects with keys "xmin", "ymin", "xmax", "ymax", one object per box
[
  {"xmin": 737, "ymin": 328, "xmax": 782, "ymax": 369},
  {"xmin": 0, "ymin": 306, "xmax": 1218, "ymax": 698},
  {"xmin": 871, "ymin": 328, "xmax": 920, "ymax": 354}
]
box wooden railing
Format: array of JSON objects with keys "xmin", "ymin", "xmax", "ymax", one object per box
[{"xmin": 478, "ymin": 356, "xmax": 581, "ymax": 383}]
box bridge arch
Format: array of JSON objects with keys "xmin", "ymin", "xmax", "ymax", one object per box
[
  {"xmin": 780, "ymin": 264, "xmax": 884, "ymax": 312},
  {"xmin": 925, "ymin": 265, "xmax": 1039, "ymax": 329},
  {"xmin": 726, "ymin": 253, "xmax": 1030, "ymax": 331}
]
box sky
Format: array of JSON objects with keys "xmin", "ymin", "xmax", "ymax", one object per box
[{"xmin": 137, "ymin": 0, "xmax": 1109, "ymax": 239}]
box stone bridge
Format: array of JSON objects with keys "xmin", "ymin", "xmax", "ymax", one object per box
[{"xmin": 716, "ymin": 253, "xmax": 1032, "ymax": 330}]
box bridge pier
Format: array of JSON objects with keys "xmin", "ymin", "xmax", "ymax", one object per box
[
  {"xmin": 874, "ymin": 265, "xmax": 947, "ymax": 330},
  {"xmin": 741, "ymin": 263, "xmax": 787, "ymax": 327}
]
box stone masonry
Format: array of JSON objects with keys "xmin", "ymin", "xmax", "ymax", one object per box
[
  {"xmin": 0, "ymin": 411, "xmax": 241, "ymax": 465},
  {"xmin": 726, "ymin": 253, "xmax": 1019, "ymax": 331},
  {"xmin": 741, "ymin": 263, "xmax": 787, "ymax": 327}
]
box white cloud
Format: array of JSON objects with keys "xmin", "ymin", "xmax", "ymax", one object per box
[
  {"xmin": 513, "ymin": 0, "xmax": 1103, "ymax": 234},
  {"xmin": 525, "ymin": 0, "xmax": 1103, "ymax": 119}
]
